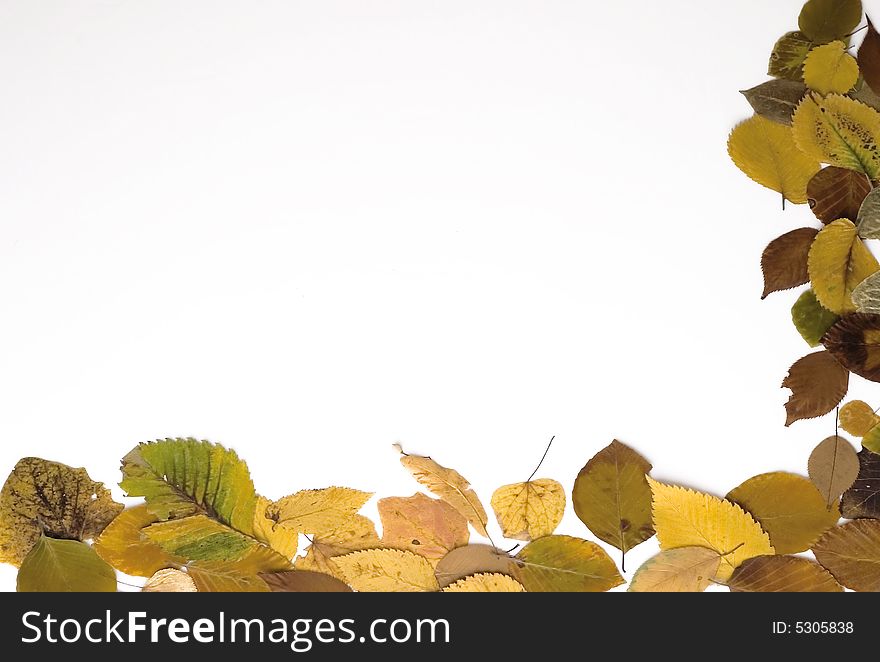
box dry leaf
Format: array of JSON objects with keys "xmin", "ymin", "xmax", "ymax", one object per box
[
  {"xmin": 434, "ymin": 544, "xmax": 513, "ymax": 588},
  {"xmin": 728, "ymin": 114, "xmax": 820, "ymax": 204},
  {"xmin": 852, "ymin": 271, "xmax": 880, "ymax": 314},
  {"xmin": 812, "ymin": 519, "xmax": 880, "ymax": 591},
  {"xmin": 839, "ymin": 400, "xmax": 880, "ymax": 436},
  {"xmin": 741, "ymin": 79, "xmax": 807, "ymax": 125},
  {"xmin": 726, "ymin": 472, "xmax": 839, "ymax": 554},
  {"xmin": 823, "ymin": 313, "xmax": 880, "ymax": 382},
  {"xmin": 0, "ymin": 457, "xmax": 122, "ymax": 566},
  {"xmin": 791, "ymin": 289, "xmax": 839, "ymax": 347},
  {"xmin": 840, "ymin": 448, "xmax": 880, "ymax": 518},
  {"xmin": 647, "ymin": 478, "xmax": 774, "ymax": 581},
  {"xmin": 334, "ymin": 548, "xmax": 439, "ymax": 592},
  {"xmin": 806, "ymin": 167, "xmax": 871, "ymax": 224},
  {"xmin": 862, "ymin": 424, "xmax": 880, "ymax": 452},
  {"xmin": 252, "ymin": 495, "xmax": 299, "ymax": 559},
  {"xmin": 809, "ymin": 434, "xmax": 861, "ymax": 507},
  {"xmin": 490, "ymin": 478, "xmax": 565, "ymax": 541},
  {"xmin": 727, "ymin": 555, "xmax": 843, "ymax": 592},
  {"xmin": 769, "ymin": 31, "xmax": 814, "ymax": 80},
  {"xmin": 186, "ymin": 545, "xmax": 291, "ymax": 592},
  {"xmin": 295, "ymin": 514, "xmax": 380, "ymax": 579},
  {"xmin": 17, "ymin": 535, "xmax": 116, "ymax": 593},
  {"xmin": 781, "ymin": 351, "xmax": 849, "ymax": 426},
  {"xmin": 378, "ymin": 493, "xmax": 468, "ymax": 560},
  {"xmin": 572, "ymin": 440, "xmax": 653, "ymax": 567},
  {"xmin": 858, "ymin": 17, "xmax": 880, "ymax": 95},
  {"xmin": 511, "ymin": 535, "xmax": 623, "ymax": 592},
  {"xmin": 803, "ymin": 40, "xmax": 859, "ymax": 95},
  {"xmin": 760, "ymin": 227, "xmax": 818, "ymax": 298},
  {"xmin": 857, "ymin": 187, "xmax": 880, "ymax": 239},
  {"xmin": 394, "ymin": 445, "xmax": 489, "ymax": 537},
  {"xmin": 798, "ymin": 0, "xmax": 862, "ymax": 43},
  {"xmin": 268, "ymin": 487, "xmax": 372, "ymax": 537},
  {"xmin": 628, "ymin": 547, "xmax": 721, "ymax": 593},
  {"xmin": 442, "ymin": 573, "xmax": 524, "ymax": 593},
  {"xmin": 142, "ymin": 568, "xmax": 198, "ymax": 593},
  {"xmin": 260, "ymin": 569, "xmax": 352, "ymax": 592},
  {"xmin": 94, "ymin": 505, "xmax": 180, "ymax": 577},
  {"xmin": 808, "ymin": 219, "xmax": 879, "ymax": 315}
]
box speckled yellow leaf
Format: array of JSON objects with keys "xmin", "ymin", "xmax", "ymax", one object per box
[
  {"xmin": 142, "ymin": 568, "xmax": 198, "ymax": 592},
  {"xmin": 334, "ymin": 548, "xmax": 439, "ymax": 592},
  {"xmin": 628, "ymin": 547, "xmax": 721, "ymax": 593},
  {"xmin": 253, "ymin": 496, "xmax": 299, "ymax": 559},
  {"xmin": 442, "ymin": 573, "xmax": 525, "ymax": 592},
  {"xmin": 268, "ymin": 487, "xmax": 372, "ymax": 537},
  {"xmin": 803, "ymin": 41, "xmax": 859, "ymax": 95},
  {"xmin": 490, "ymin": 479, "xmax": 565, "ymax": 541},
  {"xmin": 728, "ymin": 114, "xmax": 819, "ymax": 203},
  {"xmin": 839, "ymin": 401, "xmax": 880, "ymax": 436},
  {"xmin": 793, "ymin": 94, "xmax": 880, "ymax": 179},
  {"xmin": 647, "ymin": 478, "xmax": 774, "ymax": 581},
  {"xmin": 808, "ymin": 219, "xmax": 879, "ymax": 314}
]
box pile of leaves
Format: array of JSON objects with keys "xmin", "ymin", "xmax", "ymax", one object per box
[{"xmin": 5, "ymin": 0, "xmax": 880, "ymax": 594}]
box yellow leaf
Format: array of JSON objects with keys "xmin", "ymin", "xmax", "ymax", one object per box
[
  {"xmin": 268, "ymin": 487, "xmax": 372, "ymax": 537},
  {"xmin": 142, "ymin": 568, "xmax": 198, "ymax": 592},
  {"xmin": 186, "ymin": 544, "xmax": 292, "ymax": 592},
  {"xmin": 728, "ymin": 114, "xmax": 819, "ymax": 203},
  {"xmin": 792, "ymin": 94, "xmax": 880, "ymax": 179},
  {"xmin": 334, "ymin": 548, "xmax": 439, "ymax": 592},
  {"xmin": 803, "ymin": 41, "xmax": 858, "ymax": 95},
  {"xmin": 628, "ymin": 547, "xmax": 721, "ymax": 593},
  {"xmin": 647, "ymin": 478, "xmax": 774, "ymax": 581},
  {"xmin": 395, "ymin": 445, "xmax": 489, "ymax": 537},
  {"xmin": 511, "ymin": 535, "xmax": 624, "ymax": 592},
  {"xmin": 808, "ymin": 219, "xmax": 879, "ymax": 314},
  {"xmin": 94, "ymin": 505, "xmax": 181, "ymax": 577},
  {"xmin": 378, "ymin": 493, "xmax": 468, "ymax": 561},
  {"xmin": 442, "ymin": 573, "xmax": 525, "ymax": 592},
  {"xmin": 839, "ymin": 400, "xmax": 880, "ymax": 436},
  {"xmin": 16, "ymin": 535, "xmax": 117, "ymax": 593},
  {"xmin": 490, "ymin": 478, "xmax": 565, "ymax": 541},
  {"xmin": 726, "ymin": 472, "xmax": 839, "ymax": 554},
  {"xmin": 294, "ymin": 514, "xmax": 380, "ymax": 579},
  {"xmin": 253, "ymin": 496, "xmax": 299, "ymax": 559}
]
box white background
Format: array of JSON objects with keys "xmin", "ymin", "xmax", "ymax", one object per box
[{"xmin": 0, "ymin": 0, "xmax": 872, "ymax": 591}]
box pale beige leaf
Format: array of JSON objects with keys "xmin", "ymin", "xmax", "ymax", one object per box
[
  {"xmin": 434, "ymin": 544, "xmax": 514, "ymax": 588},
  {"xmin": 628, "ymin": 547, "xmax": 721, "ymax": 593},
  {"xmin": 142, "ymin": 568, "xmax": 198, "ymax": 593}
]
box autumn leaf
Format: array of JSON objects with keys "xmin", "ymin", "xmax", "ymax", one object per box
[
  {"xmin": 823, "ymin": 313, "xmax": 880, "ymax": 381},
  {"xmin": 726, "ymin": 472, "xmax": 839, "ymax": 554},
  {"xmin": 858, "ymin": 17, "xmax": 880, "ymax": 95},
  {"xmin": 861, "ymin": 424, "xmax": 880, "ymax": 452},
  {"xmin": 798, "ymin": 0, "xmax": 862, "ymax": 44},
  {"xmin": 294, "ymin": 514, "xmax": 381, "ymax": 579},
  {"xmin": 628, "ymin": 547, "xmax": 721, "ymax": 593},
  {"xmin": 728, "ymin": 114, "xmax": 820, "ymax": 204},
  {"xmin": 804, "ymin": 41, "xmax": 859, "ymax": 95},
  {"xmin": 840, "ymin": 448, "xmax": 880, "ymax": 518},
  {"xmin": 791, "ymin": 289, "xmax": 839, "ymax": 347},
  {"xmin": 572, "ymin": 440, "xmax": 653, "ymax": 567},
  {"xmin": 510, "ymin": 535, "xmax": 623, "ymax": 592},
  {"xmin": 809, "ymin": 435, "xmax": 861, "ymax": 507},
  {"xmin": 727, "ymin": 555, "xmax": 842, "ymax": 592},
  {"xmin": 808, "ymin": 219, "xmax": 879, "ymax": 315},
  {"xmin": 442, "ymin": 573, "xmax": 524, "ymax": 593},
  {"xmin": 186, "ymin": 545, "xmax": 291, "ymax": 592},
  {"xmin": 267, "ymin": 487, "xmax": 372, "ymax": 537},
  {"xmin": 252, "ymin": 495, "xmax": 299, "ymax": 559},
  {"xmin": 806, "ymin": 167, "xmax": 871, "ymax": 224},
  {"xmin": 838, "ymin": 400, "xmax": 880, "ymax": 436},
  {"xmin": 741, "ymin": 79, "xmax": 806, "ymax": 125},
  {"xmin": 812, "ymin": 519, "xmax": 880, "ymax": 591},
  {"xmin": 334, "ymin": 548, "xmax": 439, "ymax": 592},
  {"xmin": 857, "ymin": 187, "xmax": 880, "ymax": 239},
  {"xmin": 378, "ymin": 493, "xmax": 468, "ymax": 560},
  {"xmin": 781, "ymin": 351, "xmax": 849, "ymax": 425},
  {"xmin": 852, "ymin": 271, "xmax": 880, "ymax": 313},
  {"xmin": 260, "ymin": 569, "xmax": 352, "ymax": 593},
  {"xmin": 490, "ymin": 479, "xmax": 565, "ymax": 542},
  {"xmin": 94, "ymin": 505, "xmax": 180, "ymax": 577},
  {"xmin": 394, "ymin": 444, "xmax": 489, "ymax": 537},
  {"xmin": 434, "ymin": 544, "xmax": 513, "ymax": 588},
  {"xmin": 647, "ymin": 478, "xmax": 774, "ymax": 581},
  {"xmin": 0, "ymin": 457, "xmax": 122, "ymax": 567},
  {"xmin": 769, "ymin": 31, "xmax": 814, "ymax": 80},
  {"xmin": 793, "ymin": 94, "xmax": 880, "ymax": 179},
  {"xmin": 142, "ymin": 569, "xmax": 198, "ymax": 593},
  {"xmin": 760, "ymin": 227, "xmax": 818, "ymax": 298},
  {"xmin": 17, "ymin": 535, "xmax": 116, "ymax": 593}
]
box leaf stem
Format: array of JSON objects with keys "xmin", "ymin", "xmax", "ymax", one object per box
[{"xmin": 526, "ymin": 435, "xmax": 555, "ymax": 483}]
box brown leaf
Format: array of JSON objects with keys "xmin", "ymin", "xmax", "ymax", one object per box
[
  {"xmin": 840, "ymin": 448, "xmax": 880, "ymax": 518},
  {"xmin": 760, "ymin": 228, "xmax": 819, "ymax": 299},
  {"xmin": 378, "ymin": 493, "xmax": 468, "ymax": 561},
  {"xmin": 823, "ymin": 313, "xmax": 880, "ymax": 382},
  {"xmin": 813, "ymin": 519, "xmax": 880, "ymax": 591},
  {"xmin": 728, "ymin": 555, "xmax": 842, "ymax": 592},
  {"xmin": 809, "ymin": 435, "xmax": 860, "ymax": 508},
  {"xmin": 434, "ymin": 544, "xmax": 513, "ymax": 588},
  {"xmin": 806, "ymin": 167, "xmax": 872, "ymax": 224},
  {"xmin": 260, "ymin": 570, "xmax": 353, "ymax": 592},
  {"xmin": 741, "ymin": 79, "xmax": 807, "ymax": 125},
  {"xmin": 859, "ymin": 18, "xmax": 880, "ymax": 96},
  {"xmin": 781, "ymin": 351, "xmax": 849, "ymax": 425}
]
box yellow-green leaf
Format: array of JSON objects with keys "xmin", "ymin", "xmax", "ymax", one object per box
[
  {"xmin": 17, "ymin": 535, "xmax": 116, "ymax": 592},
  {"xmin": 791, "ymin": 289, "xmax": 839, "ymax": 347},
  {"xmin": 798, "ymin": 0, "xmax": 862, "ymax": 43},
  {"xmin": 94, "ymin": 505, "xmax": 181, "ymax": 577},
  {"xmin": 769, "ymin": 31, "xmax": 814, "ymax": 80},
  {"xmin": 510, "ymin": 535, "xmax": 623, "ymax": 592}
]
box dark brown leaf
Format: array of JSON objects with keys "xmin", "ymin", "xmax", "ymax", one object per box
[
  {"xmin": 806, "ymin": 167, "xmax": 872, "ymax": 224},
  {"xmin": 840, "ymin": 448, "xmax": 880, "ymax": 518},
  {"xmin": 760, "ymin": 228, "xmax": 819, "ymax": 299},
  {"xmin": 823, "ymin": 313, "xmax": 880, "ymax": 382},
  {"xmin": 781, "ymin": 351, "xmax": 849, "ymax": 425},
  {"xmin": 741, "ymin": 79, "xmax": 807, "ymax": 125},
  {"xmin": 859, "ymin": 18, "xmax": 880, "ymax": 95},
  {"xmin": 728, "ymin": 555, "xmax": 842, "ymax": 592},
  {"xmin": 260, "ymin": 570, "xmax": 353, "ymax": 592}
]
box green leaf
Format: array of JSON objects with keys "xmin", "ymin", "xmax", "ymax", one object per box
[
  {"xmin": 17, "ymin": 535, "xmax": 116, "ymax": 592},
  {"xmin": 792, "ymin": 289, "xmax": 840, "ymax": 347},
  {"xmin": 768, "ymin": 31, "xmax": 814, "ymax": 80},
  {"xmin": 798, "ymin": 0, "xmax": 862, "ymax": 43}
]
